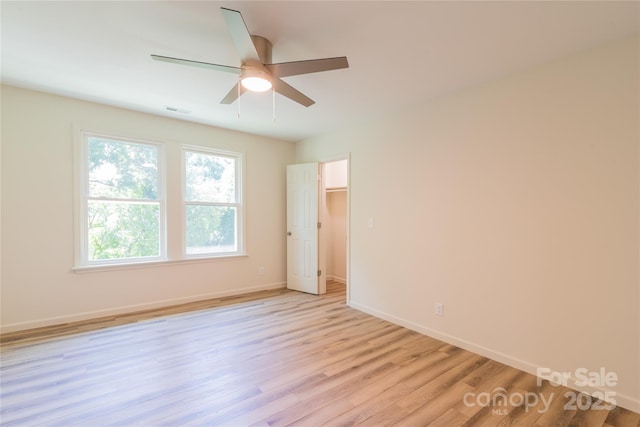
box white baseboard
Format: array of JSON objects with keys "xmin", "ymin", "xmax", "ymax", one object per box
[
  {"xmin": 327, "ymin": 274, "xmax": 346, "ymax": 284},
  {"xmin": 1, "ymin": 282, "xmax": 287, "ymax": 334},
  {"xmin": 348, "ymin": 301, "xmax": 640, "ymax": 414}
]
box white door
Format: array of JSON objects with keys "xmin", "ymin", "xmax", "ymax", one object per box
[{"xmin": 287, "ymin": 163, "xmax": 319, "ymax": 294}]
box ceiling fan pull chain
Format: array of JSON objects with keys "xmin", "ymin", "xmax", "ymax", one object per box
[
  {"xmin": 273, "ymin": 87, "xmax": 276, "ymax": 123},
  {"xmin": 237, "ymin": 78, "xmax": 241, "ymax": 119}
]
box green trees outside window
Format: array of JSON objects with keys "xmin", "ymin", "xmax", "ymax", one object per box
[
  {"xmin": 184, "ymin": 150, "xmax": 239, "ymax": 255},
  {"xmin": 78, "ymin": 133, "xmax": 243, "ymax": 266},
  {"xmin": 87, "ymin": 137, "xmax": 161, "ymax": 261}
]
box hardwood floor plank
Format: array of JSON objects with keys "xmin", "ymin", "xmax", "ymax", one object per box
[
  {"xmin": 261, "ymin": 357, "xmax": 399, "ymax": 425},
  {"xmin": 533, "ymin": 389, "xmax": 578, "ymax": 427},
  {"xmin": 353, "ymin": 351, "xmax": 485, "ymax": 426},
  {"xmin": 568, "ymin": 408, "xmax": 609, "ymax": 427},
  {"xmin": 429, "ymin": 408, "xmax": 470, "ymax": 426},
  {"xmin": 394, "ymin": 381, "xmax": 475, "ymax": 426},
  {"xmin": 604, "ymin": 405, "xmax": 640, "ymax": 426},
  {"xmin": 1, "ymin": 281, "xmax": 638, "ymax": 426}
]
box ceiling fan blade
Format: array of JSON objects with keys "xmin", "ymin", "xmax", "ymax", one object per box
[
  {"xmin": 220, "ymin": 8, "xmax": 262, "ymax": 67},
  {"xmin": 266, "ymin": 57, "xmax": 349, "ymax": 78},
  {"xmin": 151, "ymin": 54, "xmax": 241, "ymax": 74},
  {"xmin": 220, "ymin": 82, "xmax": 246, "ymax": 104},
  {"xmin": 272, "ymin": 78, "xmax": 315, "ymax": 107}
]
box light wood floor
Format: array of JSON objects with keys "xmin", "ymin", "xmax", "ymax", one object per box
[{"xmin": 1, "ymin": 282, "xmax": 638, "ymax": 426}]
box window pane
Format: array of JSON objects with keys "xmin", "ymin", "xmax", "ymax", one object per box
[
  {"xmin": 186, "ymin": 205, "xmax": 237, "ymax": 254},
  {"xmin": 185, "ymin": 151, "xmax": 235, "ymax": 203},
  {"xmin": 88, "ymin": 137, "xmax": 158, "ymax": 199},
  {"xmin": 88, "ymin": 200, "xmax": 160, "ymax": 260}
]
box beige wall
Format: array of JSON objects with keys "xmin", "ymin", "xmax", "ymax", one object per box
[
  {"xmin": 1, "ymin": 85, "xmax": 295, "ymax": 332},
  {"xmin": 296, "ymin": 36, "xmax": 639, "ymax": 411}
]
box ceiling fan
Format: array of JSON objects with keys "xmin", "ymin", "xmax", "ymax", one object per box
[{"xmin": 151, "ymin": 7, "xmax": 349, "ymax": 107}]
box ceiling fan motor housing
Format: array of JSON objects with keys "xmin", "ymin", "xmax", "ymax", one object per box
[{"xmin": 250, "ymin": 35, "xmax": 272, "ymax": 65}]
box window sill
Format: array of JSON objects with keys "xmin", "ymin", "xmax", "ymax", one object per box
[{"xmin": 72, "ymin": 253, "xmax": 249, "ymax": 274}]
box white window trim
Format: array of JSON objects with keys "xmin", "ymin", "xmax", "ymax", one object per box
[
  {"xmin": 74, "ymin": 131, "xmax": 167, "ymax": 268},
  {"xmin": 71, "ymin": 254, "xmax": 249, "ymax": 274},
  {"xmin": 73, "ymin": 129, "xmax": 247, "ymax": 272},
  {"xmin": 181, "ymin": 145, "xmax": 245, "ymax": 258}
]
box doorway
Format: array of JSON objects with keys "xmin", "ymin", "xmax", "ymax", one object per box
[
  {"xmin": 322, "ymin": 160, "xmax": 348, "ymax": 299},
  {"xmin": 286, "ymin": 157, "xmax": 349, "ymax": 301},
  {"xmin": 287, "ymin": 155, "xmax": 350, "ymax": 304}
]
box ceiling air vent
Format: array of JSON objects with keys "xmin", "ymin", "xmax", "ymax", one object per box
[{"xmin": 164, "ymin": 106, "xmax": 191, "ymax": 114}]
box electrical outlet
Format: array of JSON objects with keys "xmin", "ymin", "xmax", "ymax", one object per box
[
  {"xmin": 435, "ymin": 303, "xmax": 444, "ymax": 317},
  {"xmin": 368, "ymin": 217, "xmax": 375, "ymax": 228},
  {"xmin": 258, "ymin": 266, "xmax": 265, "ymax": 275}
]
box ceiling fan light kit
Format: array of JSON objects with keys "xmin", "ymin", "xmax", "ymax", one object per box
[
  {"xmin": 241, "ymin": 68, "xmax": 272, "ymax": 92},
  {"xmin": 151, "ymin": 7, "xmax": 349, "ymax": 108}
]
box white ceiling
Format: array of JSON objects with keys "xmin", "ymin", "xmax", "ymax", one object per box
[{"xmin": 2, "ymin": 1, "xmax": 638, "ymax": 142}]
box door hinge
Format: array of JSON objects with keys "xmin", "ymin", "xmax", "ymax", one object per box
[
  {"xmin": 317, "ymin": 222, "xmax": 322, "ymax": 229},
  {"xmin": 317, "ymin": 270, "xmax": 322, "ymax": 277}
]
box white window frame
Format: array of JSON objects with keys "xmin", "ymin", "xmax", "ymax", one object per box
[
  {"xmin": 75, "ymin": 131, "xmax": 166, "ymax": 267},
  {"xmin": 182, "ymin": 145, "xmax": 244, "ymax": 258}
]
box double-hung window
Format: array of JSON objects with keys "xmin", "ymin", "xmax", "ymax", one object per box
[
  {"xmin": 75, "ymin": 132, "xmax": 244, "ymax": 269},
  {"xmin": 78, "ymin": 133, "xmax": 165, "ymax": 266},
  {"xmin": 183, "ymin": 147, "xmax": 243, "ymax": 256}
]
